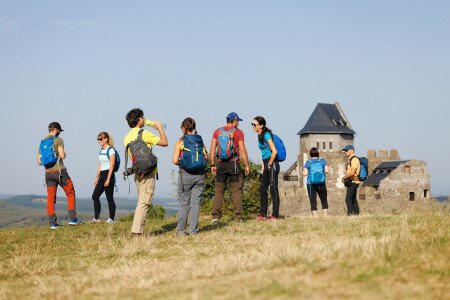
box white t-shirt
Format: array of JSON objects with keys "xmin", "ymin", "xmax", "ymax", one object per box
[{"xmin": 99, "ymin": 147, "xmax": 116, "ymax": 171}]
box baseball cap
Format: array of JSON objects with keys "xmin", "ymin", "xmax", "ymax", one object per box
[
  {"xmin": 342, "ymin": 145, "xmax": 354, "ymax": 151},
  {"xmin": 226, "ymin": 112, "xmax": 243, "ymax": 122},
  {"xmin": 48, "ymin": 122, "xmax": 64, "ymax": 131}
]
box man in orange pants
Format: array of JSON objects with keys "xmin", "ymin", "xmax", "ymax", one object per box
[{"xmin": 38, "ymin": 122, "xmax": 82, "ymax": 229}]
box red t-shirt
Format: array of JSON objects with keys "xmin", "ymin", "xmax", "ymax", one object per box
[{"xmin": 212, "ymin": 125, "xmax": 245, "ymax": 160}]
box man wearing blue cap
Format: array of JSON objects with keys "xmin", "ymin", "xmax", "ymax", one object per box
[
  {"xmin": 210, "ymin": 112, "xmax": 250, "ymax": 223},
  {"xmin": 341, "ymin": 145, "xmax": 361, "ymax": 215}
]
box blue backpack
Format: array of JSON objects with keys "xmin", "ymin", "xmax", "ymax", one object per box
[
  {"xmin": 271, "ymin": 134, "xmax": 286, "ymax": 162},
  {"xmin": 350, "ymin": 156, "xmax": 369, "ymax": 181},
  {"xmin": 39, "ymin": 137, "xmax": 58, "ymax": 169},
  {"xmin": 309, "ymin": 159, "xmax": 326, "ymax": 184},
  {"xmin": 105, "ymin": 147, "xmax": 121, "ymax": 173},
  {"xmin": 180, "ymin": 135, "xmax": 207, "ymax": 171},
  {"xmin": 358, "ymin": 157, "xmax": 369, "ymax": 181},
  {"xmin": 217, "ymin": 127, "xmax": 236, "ymax": 160}
]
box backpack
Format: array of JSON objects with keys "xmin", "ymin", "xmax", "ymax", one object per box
[
  {"xmin": 309, "ymin": 159, "xmax": 326, "ymax": 184},
  {"xmin": 217, "ymin": 127, "xmax": 236, "ymax": 160},
  {"xmin": 124, "ymin": 130, "xmax": 158, "ymax": 177},
  {"xmin": 351, "ymin": 156, "xmax": 369, "ymax": 181},
  {"xmin": 105, "ymin": 147, "xmax": 121, "ymax": 173},
  {"xmin": 271, "ymin": 134, "xmax": 286, "ymax": 162},
  {"xmin": 39, "ymin": 137, "xmax": 58, "ymax": 169},
  {"xmin": 180, "ymin": 134, "xmax": 207, "ymax": 172}
]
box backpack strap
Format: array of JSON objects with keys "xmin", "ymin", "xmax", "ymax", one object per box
[
  {"xmin": 137, "ymin": 129, "xmax": 153, "ymax": 153},
  {"xmin": 106, "ymin": 147, "xmax": 111, "ymax": 160},
  {"xmin": 123, "ymin": 143, "xmax": 130, "ymax": 181}
]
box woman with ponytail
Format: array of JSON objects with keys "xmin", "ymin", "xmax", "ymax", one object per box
[
  {"xmin": 252, "ymin": 116, "xmax": 280, "ymax": 220},
  {"xmin": 172, "ymin": 117, "xmax": 207, "ymax": 235},
  {"xmin": 91, "ymin": 132, "xmax": 117, "ymax": 223}
]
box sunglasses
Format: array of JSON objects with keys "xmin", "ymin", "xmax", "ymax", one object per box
[
  {"xmin": 251, "ymin": 123, "xmax": 259, "ymax": 127},
  {"xmin": 97, "ymin": 137, "xmax": 105, "ymax": 141}
]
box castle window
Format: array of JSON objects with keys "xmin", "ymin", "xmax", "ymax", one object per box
[
  {"xmin": 323, "ymin": 142, "xmax": 326, "ymax": 150},
  {"xmin": 317, "ymin": 142, "xmax": 320, "ymax": 150},
  {"xmin": 423, "ymin": 189, "xmax": 428, "ymax": 198},
  {"xmin": 375, "ymin": 194, "xmax": 381, "ymax": 200},
  {"xmin": 409, "ymin": 192, "xmax": 415, "ymax": 201},
  {"xmin": 329, "ymin": 141, "xmax": 333, "ymax": 150}
]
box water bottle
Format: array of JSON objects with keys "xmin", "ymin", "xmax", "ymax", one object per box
[{"xmin": 146, "ymin": 120, "xmax": 166, "ymax": 129}]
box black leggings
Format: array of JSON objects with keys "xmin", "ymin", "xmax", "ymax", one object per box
[
  {"xmin": 306, "ymin": 184, "xmax": 328, "ymax": 211},
  {"xmin": 92, "ymin": 170, "xmax": 116, "ymax": 220},
  {"xmin": 259, "ymin": 159, "xmax": 280, "ymax": 218}
]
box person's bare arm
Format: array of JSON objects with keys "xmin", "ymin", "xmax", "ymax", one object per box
[
  {"xmin": 172, "ymin": 140, "xmax": 182, "ymax": 165},
  {"xmin": 303, "ymin": 168, "xmax": 308, "ymax": 176},
  {"xmin": 58, "ymin": 146, "xmax": 66, "ymax": 159},
  {"xmin": 238, "ymin": 141, "xmax": 250, "ymax": 176},
  {"xmin": 105, "ymin": 154, "xmax": 115, "ymax": 187},
  {"xmin": 37, "ymin": 153, "xmax": 42, "ymax": 166},
  {"xmin": 210, "ymin": 138, "xmax": 217, "ymax": 175},
  {"xmin": 266, "ymin": 139, "xmax": 277, "ymax": 167},
  {"xmin": 94, "ymin": 164, "xmax": 101, "ymax": 186},
  {"xmin": 153, "ymin": 121, "xmax": 168, "ymax": 147},
  {"xmin": 342, "ymin": 164, "xmax": 356, "ymax": 181}
]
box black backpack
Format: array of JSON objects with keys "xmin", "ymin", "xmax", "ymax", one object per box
[{"xmin": 123, "ymin": 129, "xmax": 158, "ymax": 178}]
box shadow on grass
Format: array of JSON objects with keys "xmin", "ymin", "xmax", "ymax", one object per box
[
  {"xmin": 200, "ymin": 222, "xmax": 229, "ymax": 233},
  {"xmin": 149, "ymin": 222, "xmax": 178, "ymax": 236}
]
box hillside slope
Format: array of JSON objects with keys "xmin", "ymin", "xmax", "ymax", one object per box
[{"xmin": 0, "ymin": 209, "xmax": 449, "ymax": 299}]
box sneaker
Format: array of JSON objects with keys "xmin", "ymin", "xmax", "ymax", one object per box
[
  {"xmin": 68, "ymin": 219, "xmax": 83, "ymax": 226},
  {"xmin": 50, "ymin": 223, "xmax": 61, "ymax": 229},
  {"xmin": 90, "ymin": 218, "xmax": 101, "ymax": 223},
  {"xmin": 176, "ymin": 230, "xmax": 186, "ymax": 236},
  {"xmin": 106, "ymin": 218, "xmax": 115, "ymax": 224},
  {"xmin": 267, "ymin": 216, "xmax": 278, "ymax": 221},
  {"xmin": 211, "ymin": 219, "xmax": 219, "ymax": 225},
  {"xmin": 255, "ymin": 215, "xmax": 267, "ymax": 221}
]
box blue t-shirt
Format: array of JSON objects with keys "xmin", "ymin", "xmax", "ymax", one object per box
[
  {"xmin": 304, "ymin": 158, "xmax": 326, "ymax": 184},
  {"xmin": 258, "ymin": 132, "xmax": 273, "ymax": 160}
]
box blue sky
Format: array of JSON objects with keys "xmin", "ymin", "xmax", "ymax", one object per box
[{"xmin": 1, "ymin": 1, "xmax": 449, "ymax": 197}]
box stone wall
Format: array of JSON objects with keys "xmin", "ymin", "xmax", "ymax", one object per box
[{"xmin": 279, "ymin": 147, "xmax": 431, "ymax": 216}]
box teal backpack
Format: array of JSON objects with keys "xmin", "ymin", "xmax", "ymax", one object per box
[{"xmin": 309, "ymin": 159, "xmax": 326, "ymax": 184}]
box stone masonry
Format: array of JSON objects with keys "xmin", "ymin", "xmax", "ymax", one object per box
[{"xmin": 278, "ymin": 102, "xmax": 431, "ymax": 216}]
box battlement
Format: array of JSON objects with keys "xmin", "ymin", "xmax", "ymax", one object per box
[{"xmin": 367, "ymin": 149, "xmax": 400, "ymax": 160}]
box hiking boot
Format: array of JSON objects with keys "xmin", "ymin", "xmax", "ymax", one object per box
[
  {"xmin": 106, "ymin": 218, "xmax": 115, "ymax": 224},
  {"xmin": 90, "ymin": 218, "xmax": 101, "ymax": 223},
  {"xmin": 211, "ymin": 219, "xmax": 219, "ymax": 225},
  {"xmin": 50, "ymin": 223, "xmax": 61, "ymax": 229},
  {"xmin": 255, "ymin": 215, "xmax": 267, "ymax": 221},
  {"xmin": 68, "ymin": 219, "xmax": 83, "ymax": 226}
]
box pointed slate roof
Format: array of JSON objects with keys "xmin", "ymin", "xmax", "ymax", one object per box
[
  {"xmin": 298, "ymin": 103, "xmax": 356, "ymax": 135},
  {"xmin": 363, "ymin": 160, "xmax": 410, "ymax": 187}
]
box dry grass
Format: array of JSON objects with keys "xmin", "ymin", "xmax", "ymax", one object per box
[{"xmin": 0, "ymin": 207, "xmax": 449, "ymax": 300}]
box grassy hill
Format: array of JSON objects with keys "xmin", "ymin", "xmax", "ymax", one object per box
[
  {"xmin": 0, "ymin": 207, "xmax": 449, "ymax": 299},
  {"xmin": 0, "ymin": 195, "xmax": 178, "ymax": 228}
]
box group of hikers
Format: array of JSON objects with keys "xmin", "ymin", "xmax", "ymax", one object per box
[{"xmin": 37, "ymin": 108, "xmax": 365, "ymax": 234}]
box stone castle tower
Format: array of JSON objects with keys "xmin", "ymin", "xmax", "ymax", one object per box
[{"xmin": 279, "ymin": 102, "xmax": 431, "ymax": 216}]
